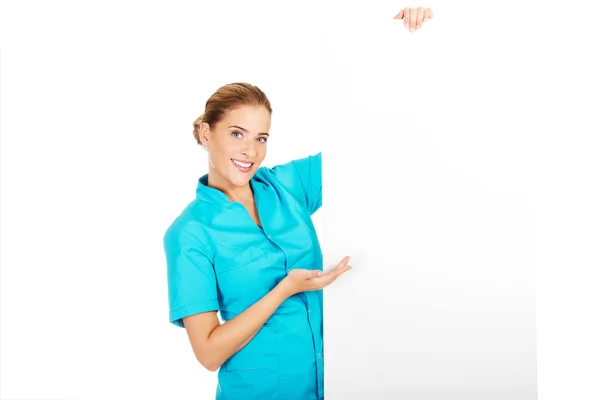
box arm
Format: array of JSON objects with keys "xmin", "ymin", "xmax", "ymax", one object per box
[
  {"xmin": 183, "ymin": 281, "xmax": 292, "ymax": 371},
  {"xmin": 164, "ymin": 225, "xmax": 296, "ymax": 371},
  {"xmin": 187, "ymin": 257, "xmax": 353, "ymax": 371},
  {"xmin": 165, "ymin": 225, "xmax": 352, "ymax": 372},
  {"xmin": 266, "ymin": 152, "xmax": 322, "ymax": 215}
]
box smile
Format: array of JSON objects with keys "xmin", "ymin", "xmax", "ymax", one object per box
[{"xmin": 232, "ymin": 159, "xmax": 254, "ymax": 172}]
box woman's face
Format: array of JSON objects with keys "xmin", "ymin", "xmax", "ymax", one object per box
[{"xmin": 202, "ymin": 105, "xmax": 271, "ymax": 188}]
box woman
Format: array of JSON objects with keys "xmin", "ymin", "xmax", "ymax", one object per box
[{"xmin": 163, "ymin": 9, "xmax": 433, "ymax": 400}]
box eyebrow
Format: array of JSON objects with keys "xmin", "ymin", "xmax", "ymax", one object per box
[{"xmin": 228, "ymin": 125, "xmax": 269, "ymax": 136}]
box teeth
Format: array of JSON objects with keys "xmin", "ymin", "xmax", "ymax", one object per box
[{"xmin": 233, "ymin": 160, "xmax": 252, "ymax": 168}]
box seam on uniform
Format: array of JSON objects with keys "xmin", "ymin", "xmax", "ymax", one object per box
[
  {"xmin": 170, "ymin": 299, "xmax": 219, "ymax": 312},
  {"xmin": 224, "ymin": 364, "xmax": 278, "ymax": 372},
  {"xmin": 274, "ymin": 164, "xmax": 306, "ymax": 207},
  {"xmin": 311, "ymin": 185, "xmax": 322, "ymax": 214},
  {"xmin": 263, "ymin": 165, "xmax": 306, "ymax": 209},
  {"xmin": 292, "ymin": 159, "xmax": 311, "ymax": 207},
  {"xmin": 180, "ymin": 227, "xmax": 215, "ymax": 262},
  {"xmin": 216, "ymin": 250, "xmax": 267, "ymax": 274}
]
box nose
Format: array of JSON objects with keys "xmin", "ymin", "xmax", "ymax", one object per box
[{"xmin": 240, "ymin": 140, "xmax": 258, "ymax": 158}]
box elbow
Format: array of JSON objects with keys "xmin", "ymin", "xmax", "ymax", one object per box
[
  {"xmin": 203, "ymin": 361, "xmax": 220, "ymax": 372},
  {"xmin": 197, "ymin": 355, "xmax": 221, "ymax": 372},
  {"xmin": 190, "ymin": 332, "xmax": 223, "ymax": 371}
]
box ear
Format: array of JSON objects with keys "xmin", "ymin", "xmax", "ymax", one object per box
[{"xmin": 198, "ymin": 122, "xmax": 211, "ymax": 148}]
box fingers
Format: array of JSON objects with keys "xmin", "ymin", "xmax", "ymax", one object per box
[
  {"xmin": 396, "ymin": 7, "xmax": 434, "ymax": 32},
  {"xmin": 331, "ymin": 265, "xmax": 352, "ymax": 282},
  {"xmin": 416, "ymin": 7, "xmax": 425, "ymax": 30},
  {"xmin": 336, "ymin": 256, "xmax": 351, "ymax": 268},
  {"xmin": 409, "ymin": 8, "xmax": 418, "ymax": 31},
  {"xmin": 402, "ymin": 7, "xmax": 411, "ymax": 29},
  {"xmin": 297, "ymin": 256, "xmax": 353, "ymax": 291},
  {"xmin": 300, "ymin": 269, "xmax": 322, "ymax": 279},
  {"xmin": 424, "ymin": 8, "xmax": 433, "ymax": 22},
  {"xmin": 325, "ymin": 257, "xmax": 353, "ymax": 281}
]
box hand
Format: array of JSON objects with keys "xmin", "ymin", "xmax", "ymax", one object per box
[
  {"xmin": 393, "ymin": 7, "xmax": 434, "ymax": 32},
  {"xmin": 280, "ymin": 256, "xmax": 353, "ymax": 297}
]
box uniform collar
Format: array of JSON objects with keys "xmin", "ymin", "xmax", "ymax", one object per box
[{"xmin": 196, "ymin": 173, "xmax": 261, "ymax": 205}]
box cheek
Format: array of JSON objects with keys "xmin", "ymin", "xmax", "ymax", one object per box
[
  {"xmin": 256, "ymin": 147, "xmax": 267, "ymax": 162},
  {"xmin": 216, "ymin": 141, "xmax": 237, "ymax": 157},
  {"xmin": 210, "ymin": 146, "xmax": 234, "ymax": 168}
]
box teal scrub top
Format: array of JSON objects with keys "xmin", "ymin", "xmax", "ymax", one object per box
[{"xmin": 163, "ymin": 153, "xmax": 324, "ymax": 400}]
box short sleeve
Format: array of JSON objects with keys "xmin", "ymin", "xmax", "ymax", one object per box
[
  {"xmin": 267, "ymin": 152, "xmax": 322, "ymax": 215},
  {"xmin": 163, "ymin": 226, "xmax": 219, "ymax": 328}
]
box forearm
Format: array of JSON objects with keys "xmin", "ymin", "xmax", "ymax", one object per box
[{"xmin": 204, "ymin": 281, "xmax": 292, "ymax": 370}]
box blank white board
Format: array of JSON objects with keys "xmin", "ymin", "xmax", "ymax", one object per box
[{"xmin": 319, "ymin": 1, "xmax": 539, "ymax": 398}]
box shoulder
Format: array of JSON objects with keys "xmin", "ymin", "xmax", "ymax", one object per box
[
  {"xmin": 261, "ymin": 152, "xmax": 321, "ymax": 174},
  {"xmin": 255, "ymin": 152, "xmax": 322, "ymax": 184},
  {"xmin": 163, "ymin": 200, "xmax": 213, "ymax": 255}
]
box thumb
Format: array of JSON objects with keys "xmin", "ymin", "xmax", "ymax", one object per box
[
  {"xmin": 312, "ymin": 270, "xmax": 323, "ymax": 278},
  {"xmin": 393, "ymin": 10, "xmax": 404, "ymax": 19}
]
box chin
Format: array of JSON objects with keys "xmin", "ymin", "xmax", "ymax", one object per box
[
  {"xmin": 227, "ymin": 169, "xmax": 255, "ymax": 186},
  {"xmin": 229, "ymin": 176, "xmax": 252, "ymax": 187}
]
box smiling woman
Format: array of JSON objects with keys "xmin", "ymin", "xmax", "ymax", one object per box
[{"xmin": 163, "ymin": 81, "xmax": 352, "ymax": 400}]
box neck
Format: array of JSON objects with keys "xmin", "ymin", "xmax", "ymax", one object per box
[{"xmin": 207, "ymin": 168, "xmax": 253, "ymax": 203}]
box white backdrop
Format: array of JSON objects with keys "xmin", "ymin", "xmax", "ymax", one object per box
[
  {"xmin": 0, "ymin": 3, "xmax": 323, "ymax": 399},
  {"xmin": 2, "ymin": 1, "xmax": 600, "ymax": 400}
]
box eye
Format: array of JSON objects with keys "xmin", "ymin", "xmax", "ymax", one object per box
[
  {"xmin": 257, "ymin": 137, "xmax": 268, "ymax": 143},
  {"xmin": 231, "ymin": 131, "xmax": 243, "ymax": 139}
]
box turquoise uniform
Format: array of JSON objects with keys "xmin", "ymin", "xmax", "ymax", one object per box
[{"xmin": 163, "ymin": 153, "xmax": 324, "ymax": 400}]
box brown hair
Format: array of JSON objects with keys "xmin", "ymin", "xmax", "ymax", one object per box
[{"xmin": 192, "ymin": 82, "xmax": 273, "ymax": 146}]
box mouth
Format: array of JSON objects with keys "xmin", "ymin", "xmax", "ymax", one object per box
[{"xmin": 231, "ymin": 158, "xmax": 254, "ymax": 173}]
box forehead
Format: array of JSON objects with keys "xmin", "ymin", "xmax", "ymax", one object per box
[{"xmin": 222, "ymin": 105, "xmax": 271, "ymax": 128}]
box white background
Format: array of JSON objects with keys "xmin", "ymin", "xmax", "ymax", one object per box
[{"xmin": 1, "ymin": 1, "xmax": 599, "ymax": 400}]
